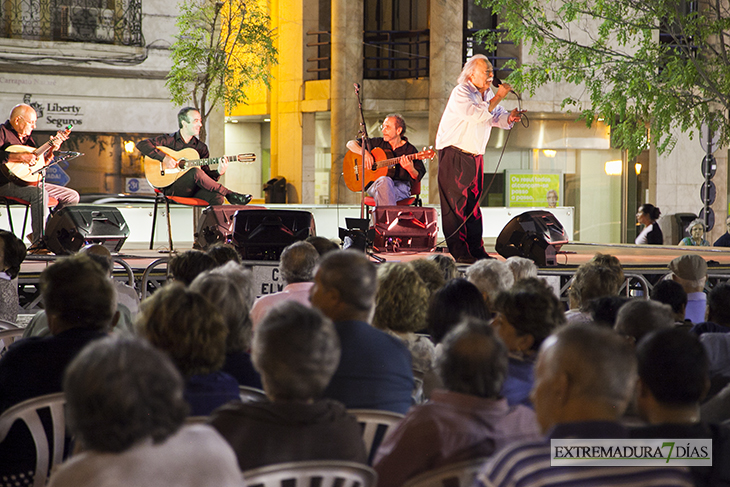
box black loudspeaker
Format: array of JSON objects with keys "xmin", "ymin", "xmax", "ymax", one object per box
[
  {"xmin": 495, "ymin": 210, "xmax": 568, "ymax": 266},
  {"xmin": 194, "ymin": 205, "xmax": 266, "ymax": 250},
  {"xmin": 232, "ymin": 209, "xmax": 315, "ymax": 260},
  {"xmin": 45, "ymin": 205, "xmax": 130, "ymax": 255},
  {"xmin": 371, "ymin": 207, "xmax": 438, "ymax": 252}
]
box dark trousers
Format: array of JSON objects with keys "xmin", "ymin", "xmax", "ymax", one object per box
[
  {"xmin": 164, "ymin": 167, "xmax": 228, "ymax": 205},
  {"xmin": 437, "ymin": 146, "xmax": 486, "ymax": 259}
]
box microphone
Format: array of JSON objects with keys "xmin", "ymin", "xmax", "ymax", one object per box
[
  {"xmin": 492, "ymin": 75, "xmax": 520, "ymax": 99},
  {"xmin": 354, "ymin": 83, "xmax": 360, "ymax": 93},
  {"xmin": 56, "ymin": 151, "xmax": 82, "ymax": 157}
]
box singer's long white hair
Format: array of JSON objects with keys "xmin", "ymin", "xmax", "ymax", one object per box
[{"xmin": 458, "ymin": 54, "xmax": 493, "ymax": 85}]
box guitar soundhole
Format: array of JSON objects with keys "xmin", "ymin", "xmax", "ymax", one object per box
[{"xmin": 179, "ymin": 159, "xmax": 187, "ymax": 170}]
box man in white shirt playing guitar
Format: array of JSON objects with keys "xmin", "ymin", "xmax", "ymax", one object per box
[{"xmin": 0, "ymin": 104, "xmax": 80, "ymax": 251}]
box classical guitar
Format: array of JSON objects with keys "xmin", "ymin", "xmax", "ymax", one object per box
[
  {"xmin": 343, "ymin": 146, "xmax": 435, "ymax": 192},
  {"xmin": 3, "ymin": 124, "xmax": 73, "ymax": 186},
  {"xmin": 143, "ymin": 146, "xmax": 256, "ymax": 189}
]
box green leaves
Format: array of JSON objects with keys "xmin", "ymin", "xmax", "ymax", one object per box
[
  {"xmin": 166, "ymin": 0, "xmax": 278, "ymax": 141},
  {"xmin": 475, "ymin": 0, "xmax": 730, "ymax": 158}
]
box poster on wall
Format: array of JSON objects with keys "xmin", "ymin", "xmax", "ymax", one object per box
[{"xmin": 506, "ymin": 171, "xmax": 563, "ymax": 208}]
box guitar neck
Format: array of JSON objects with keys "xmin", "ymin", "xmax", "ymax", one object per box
[
  {"xmin": 374, "ymin": 152, "xmax": 420, "ymax": 170},
  {"xmin": 187, "ymin": 155, "xmax": 239, "ymax": 167}
]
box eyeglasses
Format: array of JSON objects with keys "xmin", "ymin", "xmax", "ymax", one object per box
[{"xmin": 18, "ymin": 115, "xmax": 36, "ymax": 127}]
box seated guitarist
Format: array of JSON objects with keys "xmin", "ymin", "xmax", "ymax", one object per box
[
  {"xmin": 0, "ymin": 104, "xmax": 80, "ymax": 250},
  {"xmin": 136, "ymin": 107, "xmax": 252, "ymax": 206},
  {"xmin": 346, "ymin": 114, "xmax": 426, "ymax": 206}
]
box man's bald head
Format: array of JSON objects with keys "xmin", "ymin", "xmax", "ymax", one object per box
[{"xmin": 80, "ymin": 244, "xmax": 113, "ymax": 276}]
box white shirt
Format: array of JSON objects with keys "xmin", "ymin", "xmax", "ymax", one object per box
[{"xmin": 435, "ymin": 81, "xmax": 512, "ymax": 154}]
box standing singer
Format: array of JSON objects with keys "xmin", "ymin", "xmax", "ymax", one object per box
[{"xmin": 435, "ymin": 55, "xmax": 522, "ymax": 264}]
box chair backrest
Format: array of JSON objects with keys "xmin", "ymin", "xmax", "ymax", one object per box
[
  {"xmin": 401, "ymin": 457, "xmax": 489, "ymax": 487},
  {"xmin": 348, "ymin": 409, "xmax": 404, "ymax": 465},
  {"xmin": 239, "ymin": 385, "xmax": 268, "ymax": 403},
  {"xmin": 242, "ymin": 459, "xmax": 377, "ymax": 487},
  {"xmin": 0, "ymin": 319, "xmax": 19, "ymax": 330},
  {"xmin": 0, "ymin": 327, "xmax": 25, "ymax": 354},
  {"xmin": 0, "ymin": 392, "xmax": 67, "ymax": 487}
]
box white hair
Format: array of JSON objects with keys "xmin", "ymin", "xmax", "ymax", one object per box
[
  {"xmin": 458, "ymin": 54, "xmax": 492, "ymax": 85},
  {"xmin": 505, "ymin": 256, "xmax": 538, "ymax": 282},
  {"xmin": 465, "ymin": 259, "xmax": 514, "ymax": 306}
]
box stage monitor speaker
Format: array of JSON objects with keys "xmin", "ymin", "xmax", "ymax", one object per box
[
  {"xmin": 232, "ymin": 209, "xmax": 316, "ymax": 261},
  {"xmin": 194, "ymin": 205, "xmax": 266, "ymax": 250},
  {"xmin": 371, "ymin": 206, "xmax": 438, "ymax": 252},
  {"xmin": 495, "ymin": 210, "xmax": 568, "ymax": 266},
  {"xmin": 45, "ymin": 205, "xmax": 130, "ymax": 255}
]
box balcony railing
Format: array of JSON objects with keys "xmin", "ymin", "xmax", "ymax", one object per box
[
  {"xmin": 464, "ymin": 28, "xmax": 518, "ymax": 78},
  {"xmin": 363, "ymin": 29, "xmax": 429, "ymax": 80},
  {"xmin": 0, "ymin": 0, "xmax": 143, "ymax": 46}
]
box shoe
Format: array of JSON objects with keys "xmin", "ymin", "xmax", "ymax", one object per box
[
  {"xmin": 227, "ymin": 192, "xmax": 252, "ymax": 205},
  {"xmin": 456, "ymin": 255, "xmax": 477, "ymax": 265}
]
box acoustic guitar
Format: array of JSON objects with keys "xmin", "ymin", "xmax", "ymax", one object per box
[
  {"xmin": 144, "ymin": 146, "xmax": 256, "ymax": 189},
  {"xmin": 2, "ymin": 124, "xmax": 73, "ymax": 186},
  {"xmin": 343, "ymin": 147, "xmax": 435, "ymax": 192}
]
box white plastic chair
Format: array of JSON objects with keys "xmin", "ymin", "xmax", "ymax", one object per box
[
  {"xmin": 348, "ymin": 409, "xmax": 404, "ymax": 465},
  {"xmin": 242, "ymin": 459, "xmax": 377, "ymax": 487},
  {"xmin": 0, "ymin": 393, "xmax": 67, "ymax": 487},
  {"xmin": 401, "ymin": 457, "xmax": 489, "ymax": 487},
  {"xmin": 0, "ymin": 327, "xmax": 24, "ymax": 354},
  {"xmin": 0, "ymin": 319, "xmax": 18, "ymax": 330},
  {"xmin": 239, "ymin": 385, "xmax": 268, "ymax": 403}
]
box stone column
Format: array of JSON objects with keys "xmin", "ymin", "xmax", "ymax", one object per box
[
  {"xmin": 428, "ymin": 0, "xmax": 463, "ymax": 204},
  {"xmin": 330, "ymin": 0, "xmax": 363, "ymax": 204}
]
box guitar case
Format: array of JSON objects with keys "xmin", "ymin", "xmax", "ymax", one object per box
[{"xmin": 371, "ymin": 206, "xmax": 438, "ymax": 252}]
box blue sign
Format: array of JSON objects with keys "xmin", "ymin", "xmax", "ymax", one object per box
[{"xmin": 44, "ymin": 165, "xmax": 70, "ymax": 186}]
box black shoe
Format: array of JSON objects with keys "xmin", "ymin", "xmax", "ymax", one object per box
[
  {"xmin": 227, "ymin": 192, "xmax": 252, "ymax": 205},
  {"xmin": 456, "ymin": 255, "xmax": 477, "ymax": 265}
]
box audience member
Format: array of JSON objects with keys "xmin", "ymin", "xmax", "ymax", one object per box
[
  {"xmin": 679, "ymin": 218, "xmax": 710, "ymax": 247},
  {"xmin": 206, "ymin": 243, "xmax": 242, "ymax": 266},
  {"xmin": 614, "ymin": 299, "xmax": 673, "ymax": 344},
  {"xmin": 373, "ymin": 318, "xmax": 541, "ymax": 487},
  {"xmin": 427, "ymin": 278, "xmax": 489, "ymax": 345},
  {"xmin": 310, "ymin": 250, "xmax": 414, "ymax": 414},
  {"xmin": 651, "ymin": 279, "xmax": 690, "ymax": 329},
  {"xmin": 668, "ymin": 254, "xmax": 707, "ymax": 323},
  {"xmin": 305, "ymin": 235, "xmax": 340, "ymax": 256},
  {"xmin": 47, "ymin": 337, "xmax": 241, "ymax": 487},
  {"xmin": 492, "ymin": 278, "xmax": 565, "ymax": 406},
  {"xmin": 0, "ymin": 254, "xmax": 115, "ymax": 479},
  {"xmin": 585, "ymin": 295, "xmax": 630, "ymax": 328},
  {"xmin": 250, "ymin": 241, "xmax": 319, "ymax": 328},
  {"xmin": 631, "ymin": 328, "xmax": 730, "ymax": 486},
  {"xmin": 210, "ymin": 301, "xmax": 366, "ymax": 471},
  {"xmin": 23, "ymin": 244, "xmax": 140, "ymax": 338},
  {"xmin": 408, "ymin": 258, "xmax": 446, "ymax": 298},
  {"xmin": 505, "ymin": 256, "xmax": 538, "ymax": 282},
  {"xmin": 168, "ymin": 250, "xmax": 217, "ymax": 286},
  {"xmin": 190, "ymin": 262, "xmax": 261, "ymax": 388},
  {"xmin": 465, "ymin": 259, "xmax": 514, "ymax": 312},
  {"xmin": 566, "ymin": 255, "xmax": 624, "ymax": 324},
  {"xmin": 476, "ymin": 324, "xmax": 693, "ymax": 487},
  {"xmin": 691, "ymin": 282, "xmax": 730, "ymax": 335},
  {"xmin": 373, "ymin": 263, "xmax": 434, "ymax": 382},
  {"xmin": 135, "ymin": 284, "xmax": 239, "ymax": 416},
  {"xmin": 0, "ymin": 229, "xmax": 25, "ymax": 323},
  {"xmin": 428, "ymin": 254, "xmax": 458, "ymax": 282}
]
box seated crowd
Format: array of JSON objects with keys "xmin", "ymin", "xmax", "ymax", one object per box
[{"xmin": 1, "ymin": 244, "xmax": 730, "ymax": 487}]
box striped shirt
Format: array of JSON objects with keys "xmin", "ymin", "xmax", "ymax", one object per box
[{"xmin": 477, "ymin": 422, "xmax": 694, "ymax": 487}]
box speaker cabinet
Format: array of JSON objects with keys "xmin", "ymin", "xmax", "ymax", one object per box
[
  {"xmin": 232, "ymin": 209, "xmax": 316, "ymax": 260},
  {"xmin": 194, "ymin": 205, "xmax": 265, "ymax": 250},
  {"xmin": 371, "ymin": 207, "xmax": 438, "ymax": 252},
  {"xmin": 495, "ymin": 210, "xmax": 568, "ymax": 266},
  {"xmin": 45, "ymin": 205, "xmax": 130, "ymax": 255}
]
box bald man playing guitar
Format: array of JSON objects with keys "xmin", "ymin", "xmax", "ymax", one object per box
[{"xmin": 0, "ymin": 104, "xmax": 79, "ymax": 250}]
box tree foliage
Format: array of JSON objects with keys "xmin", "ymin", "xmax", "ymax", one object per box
[
  {"xmin": 475, "ymin": 0, "xmax": 730, "ymax": 157},
  {"xmin": 166, "ymin": 0, "xmax": 277, "ymax": 142}
]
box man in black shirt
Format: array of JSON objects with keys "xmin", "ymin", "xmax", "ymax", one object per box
[
  {"xmin": 0, "ymin": 104, "xmax": 80, "ymax": 248},
  {"xmin": 346, "ymin": 114, "xmax": 425, "ymax": 206},
  {"xmin": 137, "ymin": 107, "xmax": 251, "ymax": 205}
]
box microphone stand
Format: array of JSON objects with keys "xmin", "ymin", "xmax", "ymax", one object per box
[
  {"xmin": 354, "ymin": 83, "xmax": 371, "ymax": 220},
  {"xmin": 31, "ymin": 151, "xmax": 82, "ymax": 241}
]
